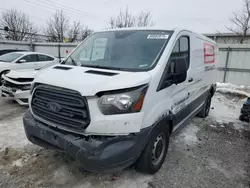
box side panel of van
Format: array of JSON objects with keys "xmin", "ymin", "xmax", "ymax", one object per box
[
  {"xmin": 141, "ymin": 30, "xmax": 192, "ymax": 129},
  {"xmin": 185, "ymin": 36, "xmax": 217, "ymax": 118},
  {"xmin": 141, "ymin": 31, "xmax": 217, "ymax": 130}
]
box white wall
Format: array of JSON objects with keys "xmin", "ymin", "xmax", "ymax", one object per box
[
  {"xmin": 0, "ymin": 40, "xmax": 31, "ymax": 51},
  {"xmin": 0, "ymin": 40, "xmax": 78, "ymax": 58},
  {"xmin": 0, "ymin": 40, "xmax": 249, "ymax": 86},
  {"xmin": 206, "ymin": 36, "xmax": 250, "ymax": 44},
  {"xmin": 217, "ymin": 44, "xmax": 250, "ymax": 86},
  {"xmin": 34, "ymin": 43, "xmax": 78, "ymax": 58}
]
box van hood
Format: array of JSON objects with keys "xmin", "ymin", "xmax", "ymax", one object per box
[
  {"xmin": 6, "ymin": 69, "xmax": 38, "ymax": 79},
  {"xmin": 34, "ymin": 65, "xmax": 152, "ymax": 96}
]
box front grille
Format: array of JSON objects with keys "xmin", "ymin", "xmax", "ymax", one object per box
[
  {"xmin": 31, "ymin": 84, "xmax": 90, "ymax": 131},
  {"xmin": 3, "ymin": 79, "xmax": 18, "ymax": 89},
  {"xmin": 2, "ymin": 79, "xmax": 31, "ymax": 92},
  {"xmin": 2, "ymin": 79, "xmax": 30, "ymax": 91}
]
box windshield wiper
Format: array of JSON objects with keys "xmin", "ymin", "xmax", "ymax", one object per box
[
  {"xmin": 69, "ymin": 56, "xmax": 77, "ymax": 66},
  {"xmin": 81, "ymin": 64, "xmax": 122, "ymax": 70}
]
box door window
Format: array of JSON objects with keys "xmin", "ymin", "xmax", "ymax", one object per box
[
  {"xmin": 158, "ymin": 36, "xmax": 190, "ymax": 91},
  {"xmin": 169, "ymin": 36, "xmax": 190, "ymax": 69},
  {"xmin": 38, "ymin": 55, "xmax": 54, "ymax": 61},
  {"xmin": 21, "ymin": 54, "xmax": 38, "ymax": 62}
]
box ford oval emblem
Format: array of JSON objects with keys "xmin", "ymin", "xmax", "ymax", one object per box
[{"xmin": 47, "ymin": 102, "xmax": 62, "ymax": 112}]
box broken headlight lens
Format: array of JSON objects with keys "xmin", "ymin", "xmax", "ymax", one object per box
[
  {"xmin": 98, "ymin": 85, "xmax": 148, "ymax": 115},
  {"xmin": 22, "ymin": 84, "xmax": 31, "ymax": 91}
]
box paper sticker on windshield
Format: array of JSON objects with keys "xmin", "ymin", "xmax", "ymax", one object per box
[{"xmin": 147, "ymin": 34, "xmax": 169, "ymax": 39}]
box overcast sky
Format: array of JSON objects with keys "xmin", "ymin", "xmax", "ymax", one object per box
[{"xmin": 0, "ymin": 0, "xmax": 242, "ymax": 34}]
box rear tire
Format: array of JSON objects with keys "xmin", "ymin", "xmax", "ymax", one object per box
[
  {"xmin": 198, "ymin": 93, "xmax": 212, "ymax": 118},
  {"xmin": 135, "ymin": 125, "xmax": 169, "ymax": 174}
]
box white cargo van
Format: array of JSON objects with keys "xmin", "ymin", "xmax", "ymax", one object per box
[{"xmin": 23, "ymin": 28, "xmax": 217, "ymax": 174}]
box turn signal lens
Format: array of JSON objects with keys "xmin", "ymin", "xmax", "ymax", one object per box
[{"xmin": 132, "ymin": 93, "xmax": 145, "ymax": 112}]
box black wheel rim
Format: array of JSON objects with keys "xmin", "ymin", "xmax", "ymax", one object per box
[{"xmin": 152, "ymin": 133, "xmax": 166, "ymax": 166}]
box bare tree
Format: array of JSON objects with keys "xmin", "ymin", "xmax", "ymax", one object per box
[
  {"xmin": 80, "ymin": 26, "xmax": 93, "ymax": 40},
  {"xmin": 226, "ymin": 0, "xmax": 250, "ymax": 44},
  {"xmin": 137, "ymin": 10, "xmax": 155, "ymax": 27},
  {"xmin": 107, "ymin": 8, "xmax": 154, "ymax": 29},
  {"xmin": 45, "ymin": 11, "xmax": 92, "ymax": 42},
  {"xmin": 0, "ymin": 9, "xmax": 37, "ymax": 41},
  {"xmin": 108, "ymin": 7, "xmax": 135, "ymax": 29},
  {"xmin": 67, "ymin": 21, "xmax": 81, "ymax": 42},
  {"xmin": 45, "ymin": 10, "xmax": 69, "ymax": 42}
]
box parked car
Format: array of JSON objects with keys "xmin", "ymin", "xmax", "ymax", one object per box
[
  {"xmin": 0, "ymin": 61, "xmax": 59, "ymax": 105},
  {"xmin": 0, "ymin": 52, "xmax": 59, "ymax": 81},
  {"xmin": 23, "ymin": 28, "xmax": 217, "ymax": 174},
  {"xmin": 0, "ymin": 49, "xmax": 27, "ymax": 56}
]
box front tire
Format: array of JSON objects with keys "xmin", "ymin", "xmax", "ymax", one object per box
[
  {"xmin": 135, "ymin": 125, "xmax": 169, "ymax": 174},
  {"xmin": 198, "ymin": 93, "xmax": 212, "ymax": 118}
]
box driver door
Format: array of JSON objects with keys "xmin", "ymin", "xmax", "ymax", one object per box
[
  {"xmin": 157, "ymin": 34, "xmax": 191, "ymax": 130},
  {"xmin": 16, "ymin": 54, "xmax": 40, "ymax": 70}
]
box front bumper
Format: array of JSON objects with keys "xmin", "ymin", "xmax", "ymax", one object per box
[
  {"xmin": 23, "ymin": 110, "xmax": 150, "ymax": 173},
  {"xmin": 0, "ymin": 86, "xmax": 29, "ymax": 105}
]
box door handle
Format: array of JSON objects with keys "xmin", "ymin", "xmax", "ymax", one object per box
[{"xmin": 188, "ymin": 78, "xmax": 193, "ymax": 82}]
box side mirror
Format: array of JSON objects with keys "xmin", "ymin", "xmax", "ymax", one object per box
[
  {"xmin": 172, "ymin": 58, "xmax": 187, "ymax": 84},
  {"xmin": 18, "ymin": 59, "xmax": 26, "ymax": 63}
]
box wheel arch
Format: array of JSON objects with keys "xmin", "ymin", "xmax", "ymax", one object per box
[
  {"xmin": 138, "ymin": 113, "xmax": 173, "ymax": 156},
  {"xmin": 210, "ymin": 84, "xmax": 216, "ymax": 97},
  {"xmin": 0, "ymin": 69, "xmax": 10, "ymax": 76}
]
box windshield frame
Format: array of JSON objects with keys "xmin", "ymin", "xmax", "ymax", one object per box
[{"xmin": 62, "ymin": 30, "xmax": 174, "ymax": 72}]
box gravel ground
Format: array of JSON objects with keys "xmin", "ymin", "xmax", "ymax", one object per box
[{"xmin": 0, "ymin": 93, "xmax": 249, "ymax": 188}]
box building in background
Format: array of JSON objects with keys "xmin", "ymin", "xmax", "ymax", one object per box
[{"xmin": 205, "ymin": 33, "xmax": 250, "ymax": 44}]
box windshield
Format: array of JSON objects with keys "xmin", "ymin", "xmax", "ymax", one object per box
[
  {"xmin": 0, "ymin": 52, "xmax": 23, "ymax": 62},
  {"xmin": 63, "ymin": 30, "xmax": 172, "ymax": 71}
]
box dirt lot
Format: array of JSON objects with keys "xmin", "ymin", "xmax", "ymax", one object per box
[{"xmin": 0, "ymin": 92, "xmax": 249, "ymax": 188}]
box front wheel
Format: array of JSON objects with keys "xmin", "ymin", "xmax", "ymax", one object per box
[
  {"xmin": 198, "ymin": 93, "xmax": 212, "ymax": 118},
  {"xmin": 135, "ymin": 125, "xmax": 169, "ymax": 174}
]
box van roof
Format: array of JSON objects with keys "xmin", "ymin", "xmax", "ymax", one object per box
[{"xmin": 94, "ymin": 27, "xmax": 216, "ymax": 44}]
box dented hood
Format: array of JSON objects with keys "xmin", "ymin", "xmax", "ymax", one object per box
[
  {"xmin": 34, "ymin": 65, "xmax": 152, "ymax": 96},
  {"xmin": 6, "ymin": 69, "xmax": 39, "ymax": 79}
]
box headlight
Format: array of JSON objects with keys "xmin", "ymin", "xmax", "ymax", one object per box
[
  {"xmin": 30, "ymin": 83, "xmax": 37, "ymax": 94},
  {"xmin": 98, "ymin": 85, "xmax": 148, "ymax": 115},
  {"xmin": 22, "ymin": 84, "xmax": 31, "ymax": 90}
]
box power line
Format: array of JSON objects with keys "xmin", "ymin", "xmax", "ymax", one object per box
[
  {"xmin": 35, "ymin": 0, "xmax": 90, "ymax": 17},
  {"xmin": 24, "ymin": 0, "xmax": 96, "ymax": 18},
  {"xmin": 23, "ymin": 0, "xmax": 74, "ymax": 16},
  {"xmin": 0, "ymin": 7, "xmax": 47, "ymax": 22},
  {"xmin": 0, "ymin": 28, "xmax": 83, "ymax": 42},
  {"xmin": 44, "ymin": 0, "xmax": 95, "ymax": 17},
  {"xmin": 0, "ymin": 28, "xmax": 53, "ymax": 38}
]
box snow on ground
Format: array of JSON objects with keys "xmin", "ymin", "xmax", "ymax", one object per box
[
  {"xmin": 0, "ymin": 100, "xmax": 28, "ymax": 152},
  {"xmin": 216, "ymin": 82, "xmax": 250, "ymax": 97},
  {"xmin": 0, "ymin": 89, "xmax": 249, "ymax": 188},
  {"xmin": 0, "ymin": 116, "xmax": 29, "ymax": 152}
]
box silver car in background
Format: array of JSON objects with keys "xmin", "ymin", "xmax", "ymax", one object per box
[{"xmin": 0, "ymin": 61, "xmax": 59, "ymax": 105}]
